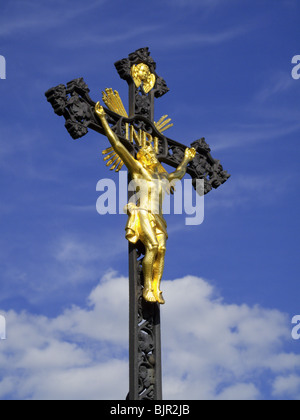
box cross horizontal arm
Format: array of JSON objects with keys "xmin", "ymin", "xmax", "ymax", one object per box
[{"xmin": 45, "ymin": 77, "xmax": 230, "ymax": 195}]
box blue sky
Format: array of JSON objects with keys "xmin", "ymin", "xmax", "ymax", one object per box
[{"xmin": 0, "ymin": 0, "xmax": 300, "ymax": 400}]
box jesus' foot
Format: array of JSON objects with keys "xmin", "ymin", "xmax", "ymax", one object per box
[
  {"xmin": 153, "ymin": 289, "xmax": 165, "ymax": 305},
  {"xmin": 143, "ymin": 288, "xmax": 157, "ymax": 303}
]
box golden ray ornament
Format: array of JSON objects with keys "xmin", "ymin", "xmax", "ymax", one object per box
[
  {"xmin": 102, "ymin": 88, "xmax": 128, "ymax": 117},
  {"xmin": 100, "ymin": 89, "xmax": 173, "ymax": 173}
]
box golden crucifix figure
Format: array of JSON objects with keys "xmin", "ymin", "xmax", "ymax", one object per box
[{"xmin": 95, "ymin": 103, "xmax": 196, "ymax": 304}]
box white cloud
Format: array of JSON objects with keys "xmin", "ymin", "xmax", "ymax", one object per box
[
  {"xmin": 0, "ymin": 272, "xmax": 129, "ymax": 400},
  {"xmin": 160, "ymin": 276, "xmax": 299, "ymax": 399},
  {"xmin": 50, "ymin": 235, "xmax": 126, "ymax": 284},
  {"xmin": 272, "ymin": 374, "xmax": 300, "ymax": 400},
  {"xmin": 216, "ymin": 383, "xmax": 260, "ymax": 400},
  {"xmin": 0, "ymin": 273, "xmax": 299, "ymax": 400}
]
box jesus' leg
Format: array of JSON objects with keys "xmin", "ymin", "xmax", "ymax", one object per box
[
  {"xmin": 152, "ymin": 233, "xmax": 166, "ymax": 304},
  {"xmin": 139, "ymin": 212, "xmax": 159, "ymax": 302}
]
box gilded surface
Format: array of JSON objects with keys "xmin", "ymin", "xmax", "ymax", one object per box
[
  {"xmin": 95, "ymin": 103, "xmax": 196, "ymax": 304},
  {"xmin": 102, "ymin": 88, "xmax": 128, "ymax": 117},
  {"xmin": 130, "ymin": 63, "xmax": 156, "ymax": 94}
]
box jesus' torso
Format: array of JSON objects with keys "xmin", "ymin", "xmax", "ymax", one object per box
[{"xmin": 131, "ymin": 166, "xmax": 169, "ymax": 216}]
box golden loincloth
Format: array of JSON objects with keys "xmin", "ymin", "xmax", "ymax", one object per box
[{"xmin": 124, "ymin": 203, "xmax": 168, "ymax": 244}]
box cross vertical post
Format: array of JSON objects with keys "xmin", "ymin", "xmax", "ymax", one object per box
[{"xmin": 118, "ymin": 50, "xmax": 164, "ymax": 400}]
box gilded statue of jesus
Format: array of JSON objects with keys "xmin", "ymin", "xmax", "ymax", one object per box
[{"xmin": 95, "ymin": 103, "xmax": 196, "ymax": 304}]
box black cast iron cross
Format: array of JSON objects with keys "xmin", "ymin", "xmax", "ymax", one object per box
[{"xmin": 45, "ymin": 47, "xmax": 230, "ymax": 401}]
